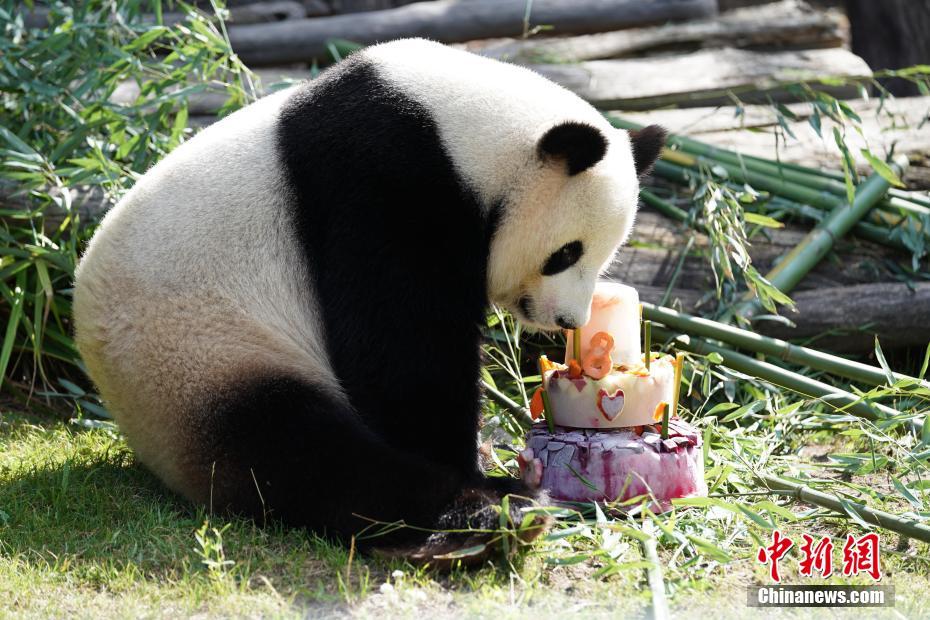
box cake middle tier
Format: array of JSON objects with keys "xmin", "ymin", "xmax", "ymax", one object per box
[{"xmin": 544, "ymin": 355, "xmax": 676, "ymax": 428}]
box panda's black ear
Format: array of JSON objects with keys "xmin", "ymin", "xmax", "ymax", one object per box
[
  {"xmin": 628, "ymin": 125, "xmax": 667, "ymax": 177},
  {"xmin": 537, "ymin": 122, "xmax": 608, "ymax": 176}
]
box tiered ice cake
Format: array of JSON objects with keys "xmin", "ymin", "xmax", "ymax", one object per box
[{"xmin": 522, "ymin": 282, "xmax": 707, "ymax": 508}]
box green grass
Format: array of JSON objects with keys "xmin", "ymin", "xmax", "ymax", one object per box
[
  {"xmin": 4, "ymin": 3, "xmax": 930, "ymax": 617},
  {"xmin": 3, "ymin": 402, "xmax": 930, "ymax": 619}
]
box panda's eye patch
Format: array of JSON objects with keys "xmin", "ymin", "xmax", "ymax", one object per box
[{"xmin": 542, "ymin": 241, "xmax": 584, "ymax": 276}]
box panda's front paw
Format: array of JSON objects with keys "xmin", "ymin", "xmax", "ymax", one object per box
[{"xmin": 375, "ymin": 486, "xmax": 550, "ymax": 570}]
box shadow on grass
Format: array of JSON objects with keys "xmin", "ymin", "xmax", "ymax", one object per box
[{"xmin": 0, "ymin": 412, "xmax": 358, "ymax": 601}]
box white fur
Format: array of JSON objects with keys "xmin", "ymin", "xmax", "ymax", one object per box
[
  {"xmin": 364, "ymin": 39, "xmax": 641, "ymax": 330},
  {"xmin": 74, "ymin": 40, "xmax": 642, "ymax": 494},
  {"xmin": 74, "ymin": 87, "xmax": 342, "ymax": 494}
]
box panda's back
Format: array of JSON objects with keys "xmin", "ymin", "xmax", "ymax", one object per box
[{"xmin": 73, "ymin": 86, "xmax": 342, "ymax": 492}]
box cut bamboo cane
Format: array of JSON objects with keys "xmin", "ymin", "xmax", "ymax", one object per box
[
  {"xmin": 610, "ymin": 116, "xmax": 930, "ymax": 220},
  {"xmin": 723, "ymin": 154, "xmax": 930, "ymax": 210},
  {"xmin": 640, "ymin": 176, "xmax": 906, "ymax": 253},
  {"xmin": 482, "ymin": 380, "xmax": 534, "ymax": 429},
  {"xmin": 642, "ymin": 302, "xmax": 930, "ymax": 388},
  {"xmin": 639, "ymin": 189, "xmax": 692, "ymax": 225},
  {"xmin": 733, "ymin": 158, "xmax": 908, "ymax": 320},
  {"xmin": 658, "ymin": 147, "xmax": 923, "ymax": 239},
  {"xmin": 758, "ymin": 196, "xmax": 912, "ymax": 253},
  {"xmin": 642, "ymin": 520, "xmax": 670, "ymax": 620},
  {"xmin": 650, "ymin": 325, "xmax": 905, "ymax": 423},
  {"xmin": 756, "ymin": 472, "xmax": 930, "ymax": 544}
]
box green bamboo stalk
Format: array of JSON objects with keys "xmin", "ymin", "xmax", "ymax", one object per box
[
  {"xmin": 639, "ymin": 189, "xmax": 692, "ymax": 225},
  {"xmin": 758, "ymin": 196, "xmax": 911, "ymax": 252},
  {"xmin": 675, "ymin": 140, "xmax": 928, "ymax": 221},
  {"xmin": 642, "ymin": 302, "xmax": 929, "ymax": 388},
  {"xmin": 650, "ymin": 325, "xmax": 905, "ymax": 423},
  {"xmin": 730, "ymin": 153, "xmax": 930, "ymax": 214},
  {"xmin": 610, "ymin": 116, "xmax": 930, "ymax": 218},
  {"xmin": 481, "ymin": 380, "xmax": 533, "ymax": 429},
  {"xmin": 654, "ymin": 157, "xmax": 921, "ymax": 241},
  {"xmin": 756, "ymin": 472, "xmax": 930, "ymax": 544},
  {"xmin": 643, "ymin": 170, "xmax": 906, "ymax": 252},
  {"xmin": 642, "ymin": 520, "xmax": 670, "ymax": 620},
  {"xmin": 734, "ymin": 158, "xmax": 907, "ymax": 320},
  {"xmin": 659, "ymin": 148, "xmax": 923, "ymax": 240},
  {"xmin": 644, "ymin": 320, "xmax": 652, "ymax": 371}
]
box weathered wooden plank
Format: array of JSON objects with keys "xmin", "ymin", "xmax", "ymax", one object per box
[
  {"xmin": 228, "ymin": 0, "xmax": 719, "ymax": 66},
  {"xmin": 531, "ymin": 47, "xmax": 871, "ymax": 109},
  {"xmin": 473, "ymin": 0, "xmax": 845, "ymax": 64}
]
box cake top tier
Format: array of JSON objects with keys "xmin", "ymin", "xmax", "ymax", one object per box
[{"xmin": 564, "ymin": 282, "xmax": 641, "ymax": 367}]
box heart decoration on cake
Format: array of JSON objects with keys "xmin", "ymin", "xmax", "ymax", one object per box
[{"xmin": 596, "ymin": 388, "xmax": 625, "ymax": 422}]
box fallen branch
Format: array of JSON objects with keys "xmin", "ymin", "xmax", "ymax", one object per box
[{"xmin": 756, "ymin": 472, "xmax": 930, "ymax": 544}]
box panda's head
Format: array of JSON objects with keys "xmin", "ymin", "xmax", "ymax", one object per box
[{"xmin": 487, "ymin": 122, "xmax": 666, "ymax": 331}]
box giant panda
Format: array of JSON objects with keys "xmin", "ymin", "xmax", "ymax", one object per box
[{"xmin": 74, "ymin": 39, "xmax": 665, "ymax": 560}]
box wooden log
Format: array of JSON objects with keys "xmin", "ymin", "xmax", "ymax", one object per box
[
  {"xmin": 23, "ymin": 1, "xmax": 307, "ymax": 29},
  {"xmin": 621, "ymin": 282, "xmax": 930, "ymax": 353},
  {"xmin": 531, "ymin": 47, "xmax": 870, "ymax": 109},
  {"xmin": 228, "ymin": 0, "xmax": 719, "ymax": 66},
  {"xmin": 175, "ymin": 49, "xmax": 868, "ymax": 116},
  {"xmin": 604, "ymin": 210, "xmax": 930, "ymax": 351},
  {"xmin": 757, "ymin": 282, "xmax": 930, "ymax": 352},
  {"xmin": 0, "ymin": 181, "xmax": 110, "ymax": 225},
  {"xmin": 474, "ymin": 0, "xmax": 845, "ymax": 64}
]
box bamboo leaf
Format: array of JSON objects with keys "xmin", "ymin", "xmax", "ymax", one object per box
[
  {"xmin": 873, "ymin": 336, "xmax": 896, "ymax": 386},
  {"xmin": 0, "ymin": 278, "xmax": 25, "ymax": 385},
  {"xmin": 686, "ymin": 534, "xmax": 732, "ymax": 562},
  {"xmin": 838, "ymin": 499, "xmax": 873, "ymax": 530},
  {"xmin": 434, "ymin": 544, "xmax": 487, "ymax": 560},
  {"xmin": 720, "ymin": 400, "xmax": 765, "ymax": 423},
  {"xmin": 743, "ymin": 212, "xmax": 784, "ymax": 229},
  {"xmin": 891, "ymin": 476, "xmax": 922, "ymax": 510},
  {"xmin": 860, "ymin": 149, "xmax": 905, "ymax": 188},
  {"xmin": 916, "ymin": 343, "xmax": 930, "ymax": 382}
]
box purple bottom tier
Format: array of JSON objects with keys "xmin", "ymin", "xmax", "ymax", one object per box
[{"xmin": 521, "ymin": 419, "xmax": 707, "ymax": 509}]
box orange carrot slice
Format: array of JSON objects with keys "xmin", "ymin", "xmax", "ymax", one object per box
[
  {"xmin": 568, "ymin": 359, "xmax": 583, "ymax": 379},
  {"xmin": 530, "ymin": 388, "xmax": 545, "ymax": 420},
  {"xmin": 653, "ymin": 401, "xmax": 668, "ymax": 422}
]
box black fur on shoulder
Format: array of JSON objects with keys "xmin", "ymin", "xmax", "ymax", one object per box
[
  {"xmin": 628, "ymin": 124, "xmax": 667, "ymax": 177},
  {"xmin": 181, "ymin": 55, "xmax": 543, "ymax": 558},
  {"xmin": 537, "ymin": 121, "xmax": 608, "ymax": 175}
]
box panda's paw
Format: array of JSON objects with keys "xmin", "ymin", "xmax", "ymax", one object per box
[{"xmin": 375, "ymin": 486, "xmax": 551, "ymax": 570}]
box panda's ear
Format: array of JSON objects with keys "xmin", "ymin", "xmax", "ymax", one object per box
[
  {"xmin": 628, "ymin": 125, "xmax": 667, "ymax": 177},
  {"xmin": 537, "ymin": 122, "xmax": 608, "ymax": 176}
]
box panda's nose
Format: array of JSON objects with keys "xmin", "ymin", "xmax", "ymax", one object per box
[{"xmin": 556, "ymin": 315, "xmax": 577, "ymax": 330}]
